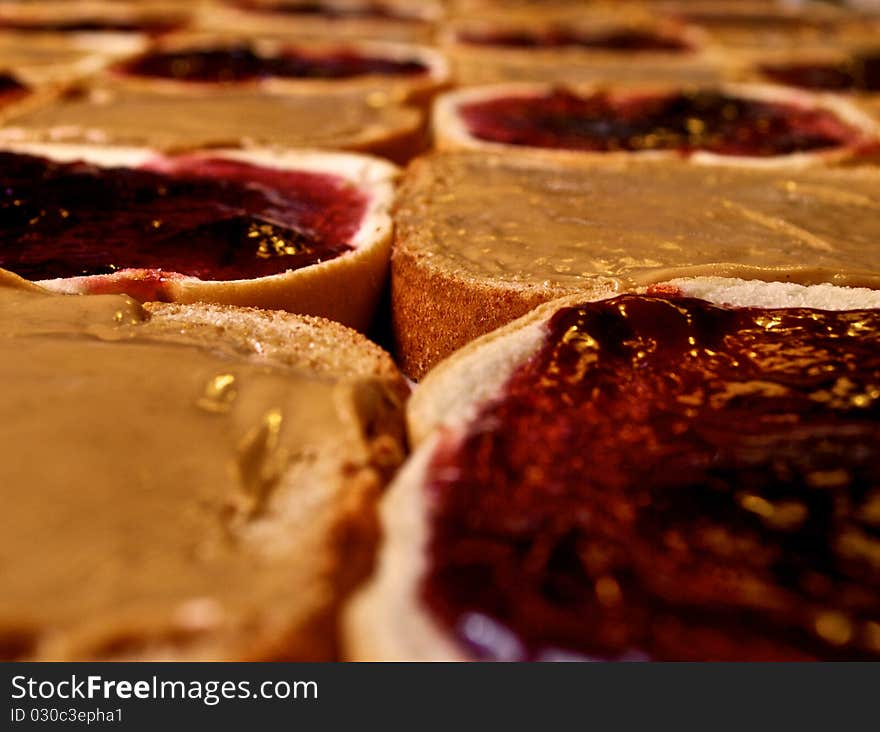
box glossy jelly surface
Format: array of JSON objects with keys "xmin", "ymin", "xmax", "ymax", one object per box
[
  {"xmin": 424, "ymin": 295, "xmax": 880, "ymax": 661},
  {"xmin": 459, "ymin": 89, "xmax": 862, "ymax": 156},
  {"xmin": 119, "ymin": 44, "xmax": 428, "ymax": 82},
  {"xmin": 760, "ymin": 52, "xmax": 880, "ymax": 92},
  {"xmin": 457, "ymin": 29, "xmax": 692, "ymax": 53},
  {"xmin": 239, "ymin": 0, "xmax": 423, "ymax": 22},
  {"xmin": 0, "ymin": 152, "xmax": 366, "ymax": 281}
]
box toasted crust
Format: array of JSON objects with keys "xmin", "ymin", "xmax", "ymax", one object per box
[
  {"xmin": 1, "ymin": 142, "xmax": 398, "ymax": 331},
  {"xmin": 346, "ymin": 277, "xmax": 880, "ymax": 661},
  {"xmin": 391, "ymin": 241, "xmax": 591, "ymax": 380},
  {"xmin": 433, "ymin": 81, "xmax": 880, "ymax": 168}
]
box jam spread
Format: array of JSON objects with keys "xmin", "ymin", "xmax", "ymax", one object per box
[
  {"xmin": 456, "ymin": 29, "xmax": 692, "ymax": 53},
  {"xmin": 0, "ymin": 151, "xmax": 365, "ymax": 282},
  {"xmin": 760, "ymin": 52, "xmax": 880, "ymax": 92},
  {"xmin": 239, "ymin": 0, "xmax": 424, "ymax": 23},
  {"xmin": 118, "ymin": 44, "xmax": 428, "ymax": 82},
  {"xmin": 424, "ymin": 295, "xmax": 880, "ymax": 661},
  {"xmin": 0, "ymin": 72, "xmax": 27, "ymax": 102},
  {"xmin": 459, "ymin": 89, "xmax": 862, "ymax": 156},
  {"xmin": 0, "ymin": 18, "xmax": 182, "ymax": 34}
]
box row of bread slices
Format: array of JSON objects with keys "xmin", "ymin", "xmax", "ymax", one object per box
[
  {"xmin": 6, "ymin": 135, "xmax": 880, "ymax": 660},
  {"xmin": 0, "ymin": 3, "xmax": 876, "ymax": 162},
  {"xmin": 1, "ymin": 0, "xmax": 880, "ymax": 82},
  {"xmin": 3, "ymin": 0, "xmax": 880, "ymax": 661}
]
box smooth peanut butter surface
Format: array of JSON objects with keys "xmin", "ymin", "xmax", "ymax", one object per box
[
  {"xmin": 397, "ymin": 152, "xmax": 880, "ymax": 290},
  {"xmin": 1, "ymin": 83, "xmax": 419, "ymax": 150},
  {"xmin": 0, "ymin": 274, "xmax": 383, "ymax": 660}
]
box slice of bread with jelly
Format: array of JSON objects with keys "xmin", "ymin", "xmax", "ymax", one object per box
[
  {"xmin": 348, "ymin": 277, "xmax": 880, "ymax": 661},
  {"xmin": 0, "ymin": 268, "xmax": 407, "ymax": 661},
  {"xmin": 433, "ymin": 82, "xmax": 880, "ymax": 168},
  {"xmin": 0, "ymin": 142, "xmax": 397, "ymax": 331}
]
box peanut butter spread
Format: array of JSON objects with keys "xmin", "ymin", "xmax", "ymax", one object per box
[
  {"xmin": 449, "ymin": 50, "xmax": 722, "ymax": 87},
  {"xmin": 397, "ymin": 152, "xmax": 880, "ymax": 291},
  {"xmin": 1, "ymin": 83, "xmax": 419, "ymax": 150},
  {"xmin": 0, "ymin": 273, "xmax": 388, "ymax": 660}
]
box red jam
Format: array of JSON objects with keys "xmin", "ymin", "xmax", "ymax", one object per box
[
  {"xmin": 456, "ymin": 29, "xmax": 693, "ymax": 53},
  {"xmin": 459, "ymin": 90, "xmax": 862, "ymax": 156},
  {"xmin": 0, "ymin": 151, "xmax": 366, "ymax": 282},
  {"xmin": 0, "ymin": 18, "xmax": 183, "ymax": 34},
  {"xmin": 0, "ymin": 73, "xmax": 27, "ymax": 104},
  {"xmin": 760, "ymin": 52, "xmax": 880, "ymax": 92},
  {"xmin": 117, "ymin": 44, "xmax": 428, "ymax": 82},
  {"xmin": 424, "ymin": 295, "xmax": 880, "ymax": 661},
  {"xmin": 237, "ymin": 0, "xmax": 425, "ymax": 23}
]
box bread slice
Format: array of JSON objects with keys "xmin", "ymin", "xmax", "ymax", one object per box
[
  {"xmin": 657, "ymin": 0, "xmax": 880, "ymax": 52},
  {"xmin": 0, "ymin": 78, "xmax": 426, "ymax": 163},
  {"xmin": 0, "ymin": 268, "xmax": 408, "ymax": 661},
  {"xmin": 108, "ymin": 34, "xmax": 451, "ymax": 107},
  {"xmin": 347, "ymin": 276, "xmax": 880, "ymax": 661},
  {"xmin": 392, "ymin": 150, "xmax": 880, "ymax": 378},
  {"xmin": 195, "ymin": 0, "xmax": 443, "ymax": 44},
  {"xmin": 0, "ymin": 142, "xmax": 397, "ymax": 331},
  {"xmin": 440, "ymin": 11, "xmax": 725, "ymax": 87},
  {"xmin": 433, "ymin": 82, "xmax": 880, "ymax": 168}
]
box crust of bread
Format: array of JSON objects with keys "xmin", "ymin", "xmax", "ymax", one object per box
[
  {"xmin": 1, "ymin": 142, "xmax": 398, "ymax": 331},
  {"xmin": 347, "ymin": 276, "xmax": 880, "ymax": 661},
  {"xmin": 433, "ymin": 81, "xmax": 880, "ymax": 168}
]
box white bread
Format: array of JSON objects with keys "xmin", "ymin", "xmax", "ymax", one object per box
[
  {"xmin": 0, "ymin": 269, "xmax": 407, "ymax": 661},
  {"xmin": 0, "ymin": 142, "xmax": 397, "ymax": 331},
  {"xmin": 434, "ymin": 82, "xmax": 880, "ymax": 168},
  {"xmin": 346, "ymin": 276, "xmax": 880, "ymax": 661}
]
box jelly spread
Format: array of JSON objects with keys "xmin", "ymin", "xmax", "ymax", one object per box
[
  {"xmin": 118, "ymin": 44, "xmax": 428, "ymax": 83},
  {"xmin": 396, "ymin": 152, "xmax": 880, "ymax": 291},
  {"xmin": 0, "ymin": 151, "xmax": 365, "ymax": 282},
  {"xmin": 456, "ymin": 29, "xmax": 692, "ymax": 53},
  {"xmin": 459, "ymin": 89, "xmax": 862, "ymax": 156},
  {"xmin": 239, "ymin": 1, "xmax": 424, "ymax": 23},
  {"xmin": 760, "ymin": 52, "xmax": 880, "ymax": 92},
  {"xmin": 424, "ymin": 295, "xmax": 880, "ymax": 661},
  {"xmin": 0, "ymin": 18, "xmax": 182, "ymax": 35},
  {"xmin": 0, "ymin": 272, "xmax": 386, "ymax": 660},
  {"xmin": 0, "ymin": 72, "xmax": 27, "ymax": 102},
  {"xmin": 1, "ymin": 85, "xmax": 421, "ymax": 150}
]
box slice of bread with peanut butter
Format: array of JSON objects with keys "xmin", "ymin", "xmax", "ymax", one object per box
[
  {"xmin": 0, "ymin": 269, "xmax": 407, "ymax": 661},
  {"xmin": 392, "ymin": 151, "xmax": 880, "ymax": 378}
]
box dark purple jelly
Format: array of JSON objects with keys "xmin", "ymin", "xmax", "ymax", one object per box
[
  {"xmin": 238, "ymin": 0, "xmax": 425, "ymax": 23},
  {"xmin": 760, "ymin": 51, "xmax": 880, "ymax": 92},
  {"xmin": 424, "ymin": 295, "xmax": 880, "ymax": 661},
  {"xmin": 0, "ymin": 73, "xmax": 27, "ymax": 103},
  {"xmin": 459, "ymin": 89, "xmax": 863, "ymax": 156},
  {"xmin": 0, "ymin": 17, "xmax": 184, "ymax": 34},
  {"xmin": 457, "ymin": 28, "xmax": 693, "ymax": 53},
  {"xmin": 117, "ymin": 43, "xmax": 428, "ymax": 82},
  {"xmin": 0, "ymin": 152, "xmax": 367, "ymax": 282}
]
